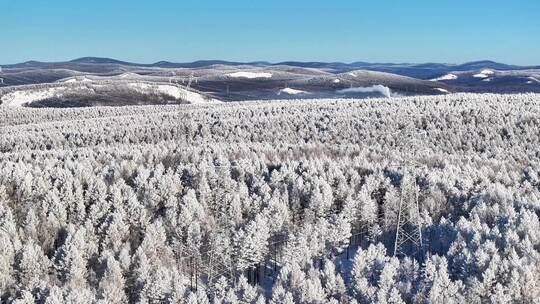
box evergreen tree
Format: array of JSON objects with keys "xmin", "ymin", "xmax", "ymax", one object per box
[
  {"xmin": 415, "ymin": 255, "xmax": 464, "ymax": 304},
  {"xmin": 15, "ymin": 240, "xmax": 50, "ymax": 291},
  {"xmin": 97, "ymin": 252, "xmax": 127, "ymax": 304}
]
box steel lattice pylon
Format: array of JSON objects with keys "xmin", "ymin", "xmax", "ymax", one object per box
[{"xmin": 393, "ymin": 170, "xmax": 423, "ymax": 258}]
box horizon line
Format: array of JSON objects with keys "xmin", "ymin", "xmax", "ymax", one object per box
[{"xmin": 1, "ymin": 56, "xmax": 539, "ymax": 67}]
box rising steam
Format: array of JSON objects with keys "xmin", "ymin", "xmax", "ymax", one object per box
[{"xmin": 337, "ymin": 85, "xmax": 395, "ymax": 98}]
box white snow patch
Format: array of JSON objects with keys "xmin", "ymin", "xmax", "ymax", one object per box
[
  {"xmin": 333, "ymin": 79, "xmax": 341, "ymax": 83},
  {"xmin": 430, "ymin": 73, "xmax": 458, "ymax": 81},
  {"xmin": 62, "ymin": 77, "xmax": 92, "ymax": 83},
  {"xmin": 128, "ymin": 83, "xmax": 152, "ymax": 90},
  {"xmin": 337, "ymin": 85, "xmax": 395, "ymax": 98},
  {"xmin": 158, "ymin": 85, "xmax": 221, "ymax": 103},
  {"xmin": 129, "ymin": 83, "xmax": 219, "ymax": 103},
  {"xmin": 473, "ymin": 70, "xmax": 495, "ymax": 79},
  {"xmin": 482, "ymin": 78, "xmax": 492, "ymax": 82},
  {"xmin": 1, "ymin": 82, "xmax": 220, "ymax": 107},
  {"xmin": 134, "ymin": 82, "xmax": 220, "ymax": 103},
  {"xmin": 481, "ymin": 69, "xmax": 494, "ymax": 75},
  {"xmin": 348, "ymin": 72, "xmax": 357, "ymax": 77},
  {"xmin": 473, "ymin": 73, "xmax": 489, "ymax": 79},
  {"xmin": 527, "ymin": 77, "xmax": 540, "ymax": 84},
  {"xmin": 119, "ymin": 72, "xmax": 138, "ymax": 78},
  {"xmin": 1, "ymin": 87, "xmax": 65, "ymax": 107},
  {"xmin": 279, "ymin": 88, "xmax": 307, "ymax": 95},
  {"xmin": 435, "ymin": 88, "xmax": 450, "ymax": 93},
  {"xmin": 227, "ymin": 71, "xmax": 272, "ymax": 79}
]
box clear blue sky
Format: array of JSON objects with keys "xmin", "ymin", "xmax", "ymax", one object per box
[{"xmin": 3, "ymin": 0, "xmax": 539, "ymax": 65}]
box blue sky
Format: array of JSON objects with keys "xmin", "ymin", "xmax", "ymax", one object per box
[{"xmin": 2, "ymin": 0, "xmax": 539, "ymax": 65}]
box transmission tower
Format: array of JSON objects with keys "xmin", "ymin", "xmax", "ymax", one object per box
[
  {"xmin": 393, "ymin": 170, "xmax": 423, "ymax": 258},
  {"xmin": 187, "ymin": 72, "xmax": 194, "ymax": 89},
  {"xmin": 169, "ymin": 70, "xmax": 176, "ymax": 84}
]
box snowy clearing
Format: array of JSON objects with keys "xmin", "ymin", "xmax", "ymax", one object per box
[
  {"xmin": 528, "ymin": 76, "xmax": 540, "ymax": 84},
  {"xmin": 119, "ymin": 72, "xmax": 139, "ymax": 78},
  {"xmin": 480, "ymin": 69, "xmax": 495, "ymax": 75},
  {"xmin": 0, "ymin": 87, "xmax": 65, "ymax": 107},
  {"xmin": 435, "ymin": 88, "xmax": 450, "ymax": 93},
  {"xmin": 129, "ymin": 83, "xmax": 220, "ymax": 103},
  {"xmin": 279, "ymin": 87, "xmax": 307, "ymax": 95},
  {"xmin": 127, "ymin": 82, "xmax": 153, "ymax": 91},
  {"xmin": 473, "ymin": 73, "xmax": 489, "ymax": 79},
  {"xmin": 61, "ymin": 77, "xmax": 92, "ymax": 83},
  {"xmin": 473, "ymin": 70, "xmax": 495, "ymax": 79},
  {"xmin": 430, "ymin": 73, "xmax": 458, "ymax": 81},
  {"xmin": 227, "ymin": 71, "xmax": 273, "ymax": 79},
  {"xmin": 156, "ymin": 84, "xmax": 220, "ymax": 103},
  {"xmin": 1, "ymin": 82, "xmax": 220, "ymax": 107}
]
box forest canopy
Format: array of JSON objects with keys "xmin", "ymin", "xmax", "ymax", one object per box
[{"xmin": 0, "ymin": 93, "xmax": 539, "ymax": 303}]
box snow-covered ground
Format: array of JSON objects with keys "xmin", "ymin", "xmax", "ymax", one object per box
[
  {"xmin": 279, "ymin": 88, "xmax": 308, "ymax": 95},
  {"xmin": 129, "ymin": 83, "xmax": 220, "ymax": 103},
  {"xmin": 473, "ymin": 69, "xmax": 495, "ymax": 79},
  {"xmin": 527, "ymin": 76, "xmax": 540, "ymax": 84},
  {"xmin": 473, "ymin": 73, "xmax": 489, "ymax": 79},
  {"xmin": 430, "ymin": 73, "xmax": 458, "ymax": 81},
  {"xmin": 481, "ymin": 69, "xmax": 495, "ymax": 75},
  {"xmin": 156, "ymin": 84, "xmax": 220, "ymax": 103},
  {"xmin": 227, "ymin": 71, "xmax": 273, "ymax": 79},
  {"xmin": 62, "ymin": 76, "xmax": 92, "ymax": 83},
  {"xmin": 1, "ymin": 87, "xmax": 66, "ymax": 107},
  {"xmin": 435, "ymin": 88, "xmax": 450, "ymax": 93},
  {"xmin": 1, "ymin": 81, "xmax": 220, "ymax": 107},
  {"xmin": 127, "ymin": 82, "xmax": 152, "ymax": 91},
  {"xmin": 119, "ymin": 72, "xmax": 139, "ymax": 78}
]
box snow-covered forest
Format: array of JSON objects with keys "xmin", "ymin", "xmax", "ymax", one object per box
[{"xmin": 0, "ymin": 93, "xmax": 539, "ymax": 303}]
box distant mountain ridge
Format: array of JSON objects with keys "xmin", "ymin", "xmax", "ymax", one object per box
[
  {"xmin": 4, "ymin": 56, "xmax": 538, "ymax": 70},
  {"xmin": 4, "ymin": 57, "xmax": 538, "ymax": 81},
  {"xmin": 69, "ymin": 57, "xmax": 136, "ymax": 65}
]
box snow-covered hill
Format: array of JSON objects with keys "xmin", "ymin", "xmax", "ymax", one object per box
[{"xmin": 0, "ymin": 80, "xmax": 220, "ymax": 107}]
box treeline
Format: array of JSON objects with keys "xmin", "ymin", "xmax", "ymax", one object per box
[{"xmin": 0, "ymin": 94, "xmax": 539, "ymax": 303}]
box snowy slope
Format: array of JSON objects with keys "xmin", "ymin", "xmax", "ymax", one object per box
[
  {"xmin": 227, "ymin": 71, "xmax": 273, "ymax": 79},
  {"xmin": 430, "ymin": 73, "xmax": 458, "ymax": 81},
  {"xmin": 1, "ymin": 87, "xmax": 66, "ymax": 107},
  {"xmin": 0, "ymin": 81, "xmax": 220, "ymax": 107},
  {"xmin": 278, "ymin": 88, "xmax": 308, "ymax": 95}
]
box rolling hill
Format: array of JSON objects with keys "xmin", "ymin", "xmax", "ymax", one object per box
[{"xmin": 1, "ymin": 57, "xmax": 539, "ymax": 106}]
